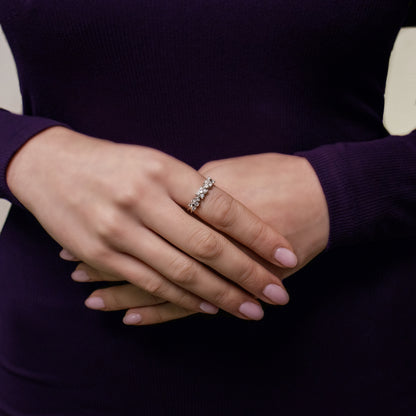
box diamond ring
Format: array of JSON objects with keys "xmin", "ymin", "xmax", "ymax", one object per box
[{"xmin": 187, "ymin": 177, "xmax": 215, "ymax": 213}]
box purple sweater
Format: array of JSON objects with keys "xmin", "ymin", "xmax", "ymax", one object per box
[{"xmin": 0, "ymin": 1, "xmax": 415, "ymax": 414}]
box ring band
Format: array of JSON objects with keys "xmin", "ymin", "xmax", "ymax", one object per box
[{"xmin": 187, "ymin": 177, "xmax": 215, "ymax": 213}]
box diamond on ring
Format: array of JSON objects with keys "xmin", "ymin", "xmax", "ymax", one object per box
[{"xmin": 188, "ymin": 177, "xmax": 215, "ymax": 213}]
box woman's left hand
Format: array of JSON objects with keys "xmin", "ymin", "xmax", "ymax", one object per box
[{"xmin": 65, "ymin": 152, "xmax": 330, "ymax": 325}]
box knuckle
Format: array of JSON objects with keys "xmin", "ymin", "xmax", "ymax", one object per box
[
  {"xmin": 209, "ymin": 192, "xmax": 238, "ymax": 229},
  {"xmin": 145, "ymin": 158, "xmax": 166, "ymax": 181},
  {"xmin": 100, "ymin": 289, "xmax": 123, "ymax": 310},
  {"xmin": 237, "ymin": 260, "xmax": 258, "ymax": 289},
  {"xmin": 152, "ymin": 306, "xmax": 166, "ymax": 324},
  {"xmin": 172, "ymin": 290, "xmax": 198, "ymax": 311},
  {"xmin": 168, "ymin": 256, "xmax": 197, "ymax": 285},
  {"xmin": 142, "ymin": 278, "xmax": 165, "ymax": 296},
  {"xmin": 247, "ymin": 219, "xmax": 269, "ymax": 248},
  {"xmin": 140, "ymin": 151, "xmax": 167, "ymax": 182},
  {"xmin": 96, "ymin": 209, "xmax": 124, "ymax": 241},
  {"xmin": 190, "ymin": 229, "xmax": 223, "ymax": 261},
  {"xmin": 114, "ymin": 155, "xmax": 166, "ymax": 208},
  {"xmin": 114, "ymin": 185, "xmax": 139, "ymax": 209},
  {"xmin": 210, "ymin": 286, "xmax": 230, "ymax": 307},
  {"xmin": 82, "ymin": 243, "xmax": 109, "ymax": 263}
]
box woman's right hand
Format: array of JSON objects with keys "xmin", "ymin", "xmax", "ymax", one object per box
[{"xmin": 6, "ymin": 126, "xmax": 297, "ymax": 320}]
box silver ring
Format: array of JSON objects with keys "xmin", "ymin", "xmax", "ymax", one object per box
[{"xmin": 187, "ymin": 177, "xmax": 215, "ymax": 213}]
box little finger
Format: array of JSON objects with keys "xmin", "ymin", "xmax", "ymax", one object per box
[
  {"xmin": 84, "ymin": 283, "xmax": 168, "ymax": 311},
  {"xmin": 123, "ymin": 304, "xmax": 198, "ymax": 326},
  {"xmin": 71, "ymin": 262, "xmax": 121, "ymax": 283}
]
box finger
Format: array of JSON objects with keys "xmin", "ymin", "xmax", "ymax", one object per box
[
  {"xmin": 122, "ymin": 304, "xmax": 198, "ymax": 326},
  {"xmin": 105, "ymin": 220, "xmax": 270, "ymax": 320},
  {"xmin": 166, "ymin": 172, "xmax": 298, "ymax": 269},
  {"xmin": 71, "ymin": 262, "xmax": 121, "ymax": 282},
  {"xmin": 81, "ymin": 247, "xmax": 221, "ymax": 316},
  {"xmin": 85, "ymin": 283, "xmax": 167, "ymax": 311},
  {"xmin": 59, "ymin": 248, "xmax": 81, "ymax": 261},
  {"xmin": 140, "ymin": 201, "xmax": 290, "ymax": 308}
]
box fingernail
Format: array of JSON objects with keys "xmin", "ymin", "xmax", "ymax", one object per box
[
  {"xmin": 274, "ymin": 248, "xmax": 298, "ymax": 268},
  {"xmin": 123, "ymin": 313, "xmax": 142, "ymax": 325},
  {"xmin": 71, "ymin": 270, "xmax": 90, "ymax": 282},
  {"xmin": 239, "ymin": 302, "xmax": 264, "ymax": 320},
  {"xmin": 263, "ymin": 284, "xmax": 290, "ymax": 305},
  {"xmin": 85, "ymin": 297, "xmax": 105, "ymax": 310},
  {"xmin": 59, "ymin": 249, "xmax": 77, "ymax": 261},
  {"xmin": 200, "ymin": 302, "xmax": 219, "ymax": 314}
]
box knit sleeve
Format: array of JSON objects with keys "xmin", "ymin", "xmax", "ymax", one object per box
[
  {"xmin": 0, "ymin": 108, "xmax": 70, "ymax": 207},
  {"xmin": 295, "ymin": 131, "xmax": 416, "ymax": 250}
]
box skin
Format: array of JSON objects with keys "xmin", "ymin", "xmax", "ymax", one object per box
[
  {"xmin": 6, "ymin": 126, "xmax": 299, "ymax": 321},
  {"xmin": 64, "ymin": 153, "xmax": 330, "ymax": 325}
]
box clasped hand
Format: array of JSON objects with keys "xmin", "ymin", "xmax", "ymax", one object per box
[
  {"xmin": 7, "ymin": 127, "xmax": 312, "ymax": 325},
  {"xmin": 58, "ymin": 144, "xmax": 329, "ymax": 325}
]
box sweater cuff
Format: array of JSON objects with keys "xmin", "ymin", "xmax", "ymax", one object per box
[
  {"xmin": 295, "ymin": 143, "xmax": 355, "ymax": 250},
  {"xmin": 0, "ymin": 109, "xmax": 71, "ymax": 208},
  {"xmin": 295, "ymin": 132, "xmax": 416, "ymax": 250}
]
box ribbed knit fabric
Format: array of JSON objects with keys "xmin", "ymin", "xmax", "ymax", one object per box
[
  {"xmin": 296, "ymin": 134, "xmax": 416, "ymax": 248},
  {"xmin": 0, "ymin": 1, "xmax": 415, "ymax": 415}
]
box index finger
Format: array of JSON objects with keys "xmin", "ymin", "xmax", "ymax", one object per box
[{"xmin": 168, "ymin": 173, "xmax": 298, "ymax": 270}]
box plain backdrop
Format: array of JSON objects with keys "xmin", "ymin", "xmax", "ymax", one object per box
[{"xmin": 1, "ymin": 26, "xmax": 416, "ymax": 233}]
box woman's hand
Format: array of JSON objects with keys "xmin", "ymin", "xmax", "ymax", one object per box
[
  {"xmin": 199, "ymin": 153, "xmax": 330, "ymax": 277},
  {"xmin": 67, "ymin": 152, "xmax": 329, "ymax": 325},
  {"xmin": 7, "ymin": 127, "xmax": 298, "ymax": 321}
]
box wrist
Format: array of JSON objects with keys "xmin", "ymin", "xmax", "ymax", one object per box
[
  {"xmin": 6, "ymin": 126, "xmax": 80, "ymax": 209},
  {"xmin": 298, "ymin": 156, "xmax": 330, "ymax": 252}
]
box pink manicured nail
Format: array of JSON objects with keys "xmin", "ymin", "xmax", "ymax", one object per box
[
  {"xmin": 123, "ymin": 313, "xmax": 142, "ymax": 325},
  {"xmin": 85, "ymin": 297, "xmax": 105, "ymax": 310},
  {"xmin": 239, "ymin": 302, "xmax": 264, "ymax": 320},
  {"xmin": 274, "ymin": 248, "xmax": 298, "ymax": 268},
  {"xmin": 200, "ymin": 302, "xmax": 219, "ymax": 314},
  {"xmin": 59, "ymin": 249, "xmax": 78, "ymax": 261},
  {"xmin": 71, "ymin": 270, "xmax": 90, "ymax": 282},
  {"xmin": 263, "ymin": 284, "xmax": 290, "ymax": 305}
]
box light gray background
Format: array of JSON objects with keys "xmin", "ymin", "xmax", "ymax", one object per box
[{"xmin": 1, "ymin": 27, "xmax": 416, "ymax": 232}]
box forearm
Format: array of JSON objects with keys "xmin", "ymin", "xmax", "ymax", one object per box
[
  {"xmin": 295, "ymin": 131, "xmax": 416, "ymax": 249},
  {"xmin": 0, "ymin": 108, "xmax": 70, "ymax": 207}
]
